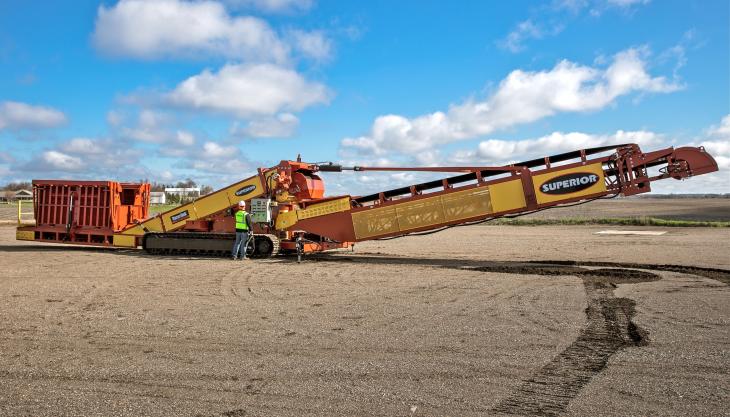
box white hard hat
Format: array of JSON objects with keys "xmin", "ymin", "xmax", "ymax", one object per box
[{"xmin": 238, "ymin": 200, "xmax": 246, "ymax": 206}]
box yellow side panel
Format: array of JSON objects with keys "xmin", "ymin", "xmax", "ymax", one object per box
[
  {"xmin": 395, "ymin": 196, "xmax": 445, "ymax": 231},
  {"xmin": 489, "ymin": 179, "xmax": 527, "ymax": 213},
  {"xmin": 275, "ymin": 211, "xmax": 298, "ymax": 230},
  {"xmin": 352, "ymin": 206, "xmax": 399, "ymax": 240},
  {"xmin": 145, "ymin": 216, "xmax": 165, "ymax": 233},
  {"xmin": 193, "ymin": 190, "xmax": 233, "ymax": 219},
  {"xmin": 161, "ymin": 176, "xmax": 264, "ymax": 231},
  {"xmin": 113, "ymin": 234, "xmax": 137, "ymax": 248},
  {"xmin": 352, "ymin": 187, "xmax": 497, "ymax": 240},
  {"xmin": 119, "ymin": 216, "xmax": 164, "ymax": 236},
  {"xmin": 297, "ymin": 197, "xmax": 351, "ymax": 220},
  {"xmin": 532, "ymin": 163, "xmax": 606, "ymax": 205},
  {"xmin": 16, "ymin": 230, "xmax": 35, "ymax": 241},
  {"xmin": 441, "ymin": 187, "xmax": 493, "ymax": 221},
  {"xmin": 220, "ymin": 176, "xmax": 265, "ymax": 206},
  {"xmin": 158, "ymin": 205, "xmax": 193, "ymax": 232},
  {"xmin": 275, "ymin": 197, "xmax": 352, "ymax": 230}
]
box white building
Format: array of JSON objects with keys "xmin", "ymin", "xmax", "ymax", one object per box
[
  {"xmin": 0, "ymin": 189, "xmax": 32, "ymax": 202},
  {"xmin": 150, "ymin": 191, "xmax": 166, "ymax": 205}
]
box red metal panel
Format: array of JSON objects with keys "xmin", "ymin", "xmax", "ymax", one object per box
[{"xmin": 26, "ymin": 180, "xmax": 150, "ymax": 245}]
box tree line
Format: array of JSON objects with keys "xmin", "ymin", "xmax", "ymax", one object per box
[
  {"xmin": 1, "ymin": 179, "xmax": 214, "ymax": 195},
  {"xmin": 1, "ymin": 181, "xmax": 32, "ymax": 191}
]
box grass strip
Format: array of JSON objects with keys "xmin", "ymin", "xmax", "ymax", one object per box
[
  {"xmin": 149, "ymin": 204, "xmax": 182, "ymax": 214},
  {"xmin": 488, "ymin": 217, "xmax": 730, "ymax": 227}
]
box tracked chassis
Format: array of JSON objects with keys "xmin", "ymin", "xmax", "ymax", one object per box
[{"xmin": 143, "ymin": 233, "xmax": 280, "ymax": 258}]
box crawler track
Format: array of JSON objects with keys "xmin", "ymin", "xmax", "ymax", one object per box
[{"xmin": 143, "ymin": 232, "xmax": 280, "ymax": 258}]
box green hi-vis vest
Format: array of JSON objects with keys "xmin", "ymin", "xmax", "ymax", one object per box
[{"xmin": 235, "ymin": 210, "xmax": 249, "ymax": 230}]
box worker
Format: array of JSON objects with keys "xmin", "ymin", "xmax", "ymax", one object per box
[{"xmin": 232, "ymin": 200, "xmax": 252, "ymax": 260}]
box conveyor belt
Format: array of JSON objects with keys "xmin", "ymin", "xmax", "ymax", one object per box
[{"xmin": 353, "ymin": 144, "xmax": 628, "ymax": 204}]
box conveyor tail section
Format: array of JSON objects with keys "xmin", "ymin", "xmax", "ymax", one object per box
[{"xmin": 113, "ymin": 172, "xmax": 267, "ymax": 247}]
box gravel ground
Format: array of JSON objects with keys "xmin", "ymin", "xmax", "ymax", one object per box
[{"xmin": 0, "ymin": 225, "xmax": 728, "ymax": 416}]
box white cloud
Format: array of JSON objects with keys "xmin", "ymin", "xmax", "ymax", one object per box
[
  {"xmin": 657, "ymin": 30, "xmax": 697, "ymax": 81},
  {"xmin": 40, "ymin": 151, "xmax": 83, "ymax": 171},
  {"xmin": 171, "ymin": 140, "xmax": 255, "ymax": 180},
  {"xmin": 604, "ymin": 0, "xmax": 650, "ymax": 7},
  {"xmin": 556, "ymin": 0, "xmax": 650, "ymax": 11},
  {"xmin": 697, "ymin": 114, "xmax": 730, "ymax": 171},
  {"xmin": 106, "ymin": 110, "xmax": 123, "ymax": 127},
  {"xmin": 341, "ymin": 48, "xmax": 680, "ymax": 157},
  {"xmin": 113, "ymin": 110, "xmax": 197, "ymax": 147},
  {"xmin": 651, "ymin": 115, "xmax": 729, "ymax": 194},
  {"xmin": 329, "ymin": 118, "xmax": 728, "ymax": 196},
  {"xmin": 16, "ymin": 137, "xmax": 146, "ymax": 179},
  {"xmin": 554, "ymin": 0, "xmax": 589, "ymax": 13},
  {"xmin": 93, "ymin": 0, "xmax": 329, "ymax": 62},
  {"xmin": 706, "ymin": 114, "xmax": 730, "ymax": 139},
  {"xmin": 222, "ymin": 0, "xmax": 314, "ymax": 13},
  {"xmin": 504, "ymin": 0, "xmax": 651, "ymax": 52},
  {"xmin": 61, "ymin": 138, "xmax": 107, "ymax": 155},
  {"xmin": 176, "ymin": 130, "xmax": 196, "ymax": 146},
  {"xmin": 166, "ymin": 63, "xmax": 331, "ymax": 117},
  {"xmin": 288, "ymin": 29, "xmax": 332, "ymax": 61},
  {"xmin": 188, "ymin": 157, "xmax": 252, "ymax": 173},
  {"xmin": 589, "ymin": 0, "xmax": 651, "ymax": 16},
  {"xmin": 450, "ymin": 130, "xmax": 662, "ymax": 164},
  {"xmin": 93, "ymin": 0, "xmax": 290, "ymax": 62},
  {"xmin": 0, "ymin": 101, "xmax": 67, "ymax": 130},
  {"xmin": 119, "ymin": 110, "xmax": 175, "ymax": 143},
  {"xmin": 231, "ymin": 112, "xmax": 299, "ymax": 138},
  {"xmin": 158, "ymin": 170, "xmax": 175, "ymax": 182},
  {"xmin": 320, "ymin": 170, "xmax": 427, "ymax": 197},
  {"xmin": 498, "ymin": 19, "xmax": 553, "ymax": 53},
  {"xmin": 202, "ymin": 141, "xmax": 237, "ymax": 158}
]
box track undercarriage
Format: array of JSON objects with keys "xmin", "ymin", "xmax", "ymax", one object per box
[{"xmin": 143, "ymin": 233, "xmax": 281, "ymax": 258}]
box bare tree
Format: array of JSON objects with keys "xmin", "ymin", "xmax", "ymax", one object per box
[{"xmin": 1, "ymin": 181, "xmax": 32, "ymax": 191}]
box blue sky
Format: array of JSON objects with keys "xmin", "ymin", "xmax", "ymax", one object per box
[{"xmin": 0, "ymin": 0, "xmax": 728, "ymax": 194}]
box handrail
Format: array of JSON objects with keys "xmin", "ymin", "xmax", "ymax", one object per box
[{"xmin": 17, "ymin": 200, "xmax": 34, "ymax": 225}]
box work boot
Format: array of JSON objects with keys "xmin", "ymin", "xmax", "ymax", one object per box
[{"xmin": 231, "ymin": 256, "xmax": 237, "ymax": 260}]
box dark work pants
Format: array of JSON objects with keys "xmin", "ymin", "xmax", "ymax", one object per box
[{"xmin": 232, "ymin": 231, "xmax": 249, "ymax": 259}]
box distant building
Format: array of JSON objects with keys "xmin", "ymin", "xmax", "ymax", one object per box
[
  {"xmin": 15, "ymin": 189, "xmax": 33, "ymax": 201},
  {"xmin": 150, "ymin": 191, "xmax": 166, "ymax": 205},
  {"xmin": 0, "ymin": 190, "xmax": 32, "ymax": 202},
  {"xmin": 164, "ymin": 187, "xmax": 200, "ymax": 203}
]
